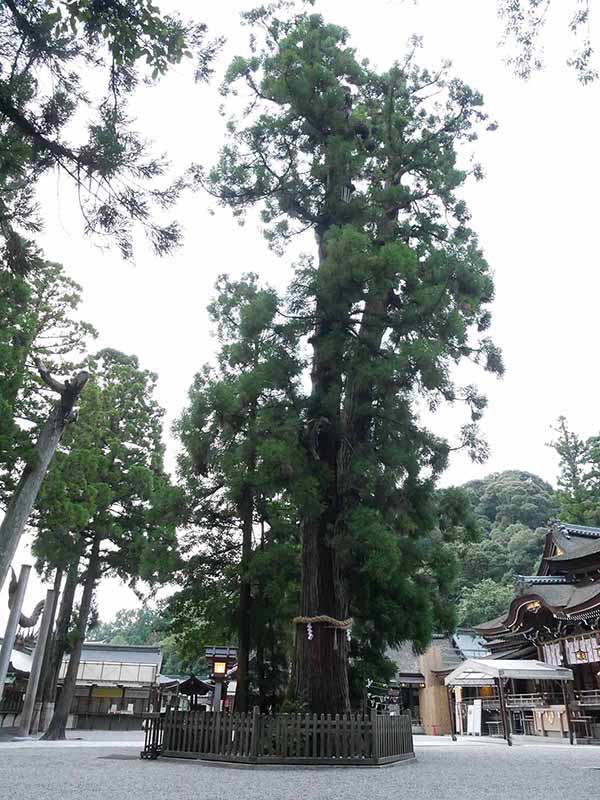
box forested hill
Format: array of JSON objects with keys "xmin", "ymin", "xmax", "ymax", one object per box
[{"xmin": 452, "ymin": 470, "xmax": 558, "ymax": 627}]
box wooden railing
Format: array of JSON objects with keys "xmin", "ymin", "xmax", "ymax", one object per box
[
  {"xmin": 0, "ymin": 694, "xmax": 24, "ymax": 715},
  {"xmin": 575, "ymin": 690, "xmax": 600, "ymax": 708},
  {"xmin": 505, "ymin": 693, "xmax": 547, "ymax": 708},
  {"xmin": 141, "ymin": 708, "xmax": 414, "ymax": 765}
]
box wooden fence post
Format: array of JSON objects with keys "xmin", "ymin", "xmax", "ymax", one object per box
[
  {"xmin": 250, "ymin": 705, "xmax": 259, "ymax": 762},
  {"xmin": 370, "ymin": 708, "xmax": 380, "ymax": 762}
]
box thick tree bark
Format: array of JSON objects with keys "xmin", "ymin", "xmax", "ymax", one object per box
[
  {"xmin": 42, "ymin": 537, "xmax": 99, "ymax": 741},
  {"xmin": 30, "ymin": 568, "xmax": 62, "ymax": 732},
  {"xmin": 255, "ymin": 522, "xmax": 267, "ymax": 713},
  {"xmin": 293, "ymin": 232, "xmax": 351, "ymax": 714},
  {"xmin": 41, "ymin": 559, "xmax": 79, "ymax": 709},
  {"xmin": 35, "ymin": 569, "xmax": 62, "ymax": 698},
  {"xmin": 235, "ymin": 486, "xmax": 253, "ymax": 712},
  {"xmin": 0, "ymin": 363, "xmax": 89, "ymax": 591},
  {"xmin": 235, "ymin": 393, "xmax": 258, "ymax": 713}
]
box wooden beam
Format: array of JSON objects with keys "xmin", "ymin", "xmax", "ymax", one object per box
[
  {"xmin": 446, "ymin": 686, "xmax": 457, "ymax": 741},
  {"xmin": 561, "ymin": 680, "xmax": 575, "ymax": 746},
  {"xmin": 497, "ymin": 677, "xmax": 512, "ymax": 746}
]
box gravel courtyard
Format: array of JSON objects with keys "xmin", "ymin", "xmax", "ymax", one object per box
[{"xmin": 1, "ymin": 734, "xmax": 599, "ymax": 800}]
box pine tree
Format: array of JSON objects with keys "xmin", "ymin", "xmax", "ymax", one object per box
[
  {"xmin": 202, "ymin": 7, "xmax": 502, "ymax": 712},
  {"xmin": 550, "ymin": 417, "xmax": 600, "ymax": 525},
  {"xmin": 0, "ymin": 0, "xmax": 221, "ymax": 258},
  {"xmin": 0, "ymin": 257, "xmax": 96, "ymax": 589},
  {"xmin": 38, "ymin": 347, "xmax": 181, "ymax": 739},
  {"xmin": 174, "ymin": 274, "xmax": 304, "ymax": 711},
  {"xmin": 0, "ymin": 258, "xmax": 97, "ymax": 497}
]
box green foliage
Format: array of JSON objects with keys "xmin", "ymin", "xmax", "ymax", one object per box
[
  {"xmin": 450, "ymin": 469, "xmax": 558, "ymax": 626},
  {"xmin": 0, "ymin": 0, "xmax": 221, "ymax": 258},
  {"xmin": 171, "ymin": 274, "xmax": 304, "ymax": 707},
  {"xmin": 0, "ymin": 254, "xmax": 96, "ymax": 503},
  {"xmin": 465, "ymin": 469, "xmax": 557, "ymax": 532},
  {"xmin": 457, "ymin": 579, "xmax": 516, "ymax": 628},
  {"xmin": 203, "ymin": 7, "xmax": 502, "ymax": 707},
  {"xmin": 34, "ymin": 347, "xmax": 181, "ymax": 585},
  {"xmin": 498, "ymin": 1, "xmax": 598, "ymax": 83},
  {"xmin": 550, "ymin": 416, "xmax": 600, "ymax": 525}
]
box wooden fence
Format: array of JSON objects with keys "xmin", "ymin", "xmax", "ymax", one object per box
[{"xmin": 142, "ymin": 708, "xmax": 414, "ymax": 766}]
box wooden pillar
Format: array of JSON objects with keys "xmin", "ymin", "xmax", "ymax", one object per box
[
  {"xmin": 212, "ymin": 681, "xmax": 223, "ymax": 712},
  {"xmin": 561, "ymin": 680, "xmax": 575, "ymax": 745},
  {"xmin": 497, "ymin": 677, "xmax": 512, "ymax": 747},
  {"xmin": 250, "ymin": 705, "xmax": 259, "ymax": 762},
  {"xmin": 17, "ymin": 589, "xmax": 56, "ymax": 737},
  {"xmin": 446, "ymin": 686, "xmax": 457, "ymax": 741},
  {"xmin": 0, "ymin": 565, "xmax": 31, "ymax": 704},
  {"xmin": 371, "ymin": 707, "xmax": 380, "ymax": 761}
]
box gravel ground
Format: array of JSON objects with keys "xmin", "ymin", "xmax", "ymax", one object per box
[{"xmin": 1, "ymin": 737, "xmax": 599, "ymax": 800}]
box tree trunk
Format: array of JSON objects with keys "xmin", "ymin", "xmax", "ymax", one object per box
[
  {"xmin": 30, "ymin": 568, "xmax": 62, "ymax": 733},
  {"xmin": 235, "ymin": 392, "xmax": 258, "ymax": 713},
  {"xmin": 256, "ymin": 521, "xmax": 267, "ymax": 712},
  {"xmin": 41, "ymin": 559, "xmax": 79, "ymax": 710},
  {"xmin": 0, "ymin": 366, "xmax": 88, "ymax": 591},
  {"xmin": 256, "ymin": 630, "xmax": 266, "ymax": 712},
  {"xmin": 42, "ymin": 537, "xmax": 98, "ymax": 741},
  {"xmin": 292, "ymin": 114, "xmax": 402, "ymax": 714},
  {"xmin": 293, "ymin": 518, "xmax": 350, "ymax": 713},
  {"xmin": 0, "ymin": 564, "xmax": 31, "ymax": 705},
  {"xmin": 235, "ymin": 487, "xmax": 253, "ymax": 712},
  {"xmin": 35, "ymin": 569, "xmax": 62, "ymax": 701},
  {"xmin": 292, "ymin": 232, "xmax": 351, "ymax": 714}
]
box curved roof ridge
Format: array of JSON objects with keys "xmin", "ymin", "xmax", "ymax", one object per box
[
  {"xmin": 551, "ymin": 520, "xmax": 600, "ymax": 539},
  {"xmin": 516, "ymin": 575, "xmax": 570, "ymax": 586}
]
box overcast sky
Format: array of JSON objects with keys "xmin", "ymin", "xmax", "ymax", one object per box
[{"xmin": 3, "ymin": 0, "xmax": 600, "ymax": 628}]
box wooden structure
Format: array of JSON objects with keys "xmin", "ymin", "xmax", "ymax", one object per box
[
  {"xmin": 60, "ymin": 643, "xmax": 162, "ymax": 730},
  {"xmin": 386, "ymin": 629, "xmax": 489, "ymax": 735},
  {"xmin": 177, "ymin": 675, "xmax": 213, "ymax": 709},
  {"xmin": 476, "ymin": 521, "xmax": 600, "ymax": 742},
  {"xmin": 0, "ymin": 642, "xmax": 32, "ymax": 728},
  {"xmin": 205, "ymin": 646, "xmax": 236, "ymax": 711},
  {"xmin": 445, "ymin": 659, "xmax": 574, "ymax": 746},
  {"xmin": 141, "ymin": 707, "xmax": 414, "ymax": 766}
]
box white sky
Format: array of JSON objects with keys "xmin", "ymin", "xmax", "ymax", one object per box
[{"xmin": 3, "ymin": 0, "xmax": 600, "ymax": 628}]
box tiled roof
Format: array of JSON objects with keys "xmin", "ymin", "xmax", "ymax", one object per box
[
  {"xmin": 65, "ymin": 642, "xmax": 162, "ymax": 667},
  {"xmin": 543, "ymin": 521, "xmax": 600, "ymax": 567},
  {"xmin": 386, "ymin": 642, "xmax": 421, "ymax": 674},
  {"xmin": 516, "ymin": 575, "xmax": 569, "ymax": 586},
  {"xmin": 552, "ymin": 521, "xmax": 600, "ymax": 539}
]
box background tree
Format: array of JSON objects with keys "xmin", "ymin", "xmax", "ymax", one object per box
[
  {"xmin": 550, "ymin": 416, "xmax": 600, "ymax": 525},
  {"xmin": 201, "ymin": 7, "xmax": 502, "ymax": 713},
  {"xmin": 449, "ymin": 469, "xmax": 558, "ymax": 626},
  {"xmin": 465, "ymin": 469, "xmax": 557, "ymax": 532},
  {"xmin": 173, "ymin": 274, "xmax": 305, "ymax": 711},
  {"xmin": 457, "ymin": 578, "xmax": 515, "ymax": 628},
  {"xmin": 37, "ymin": 347, "xmax": 181, "ymax": 740}
]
